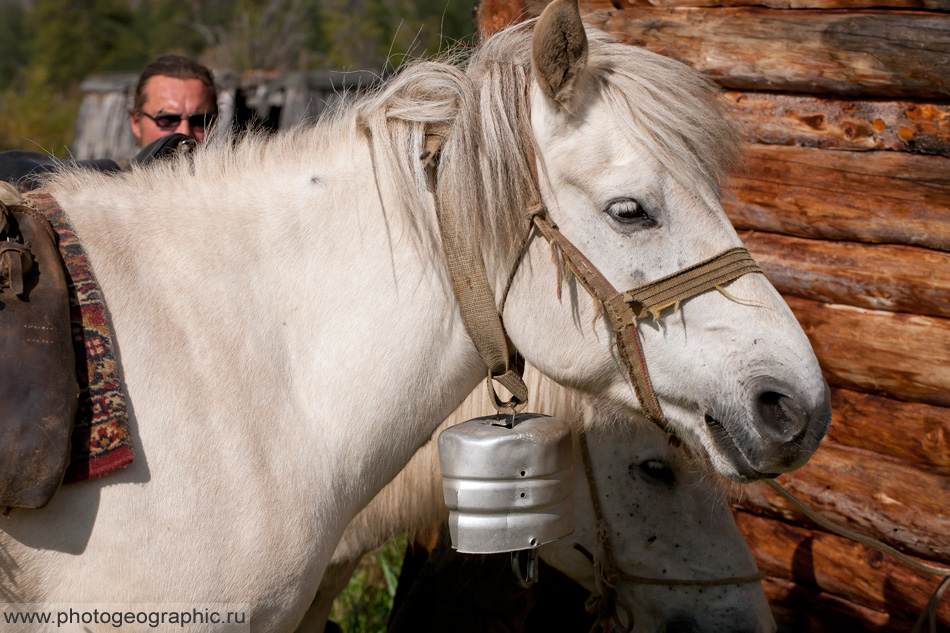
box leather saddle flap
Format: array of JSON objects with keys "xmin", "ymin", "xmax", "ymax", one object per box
[{"xmin": 0, "ymin": 198, "xmax": 78, "ymax": 509}]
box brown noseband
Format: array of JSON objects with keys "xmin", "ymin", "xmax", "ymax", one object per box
[{"xmin": 501, "ymin": 201, "xmax": 762, "ymax": 430}]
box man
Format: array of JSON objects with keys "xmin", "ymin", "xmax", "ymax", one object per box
[{"xmin": 129, "ymin": 55, "xmax": 218, "ymax": 148}]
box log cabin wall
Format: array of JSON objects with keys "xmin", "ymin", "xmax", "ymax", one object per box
[{"xmin": 475, "ymin": 1, "xmax": 950, "ymax": 630}]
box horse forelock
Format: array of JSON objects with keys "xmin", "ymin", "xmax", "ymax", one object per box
[
  {"xmin": 589, "ymin": 34, "xmax": 743, "ymax": 198},
  {"xmin": 430, "ymin": 22, "xmax": 742, "ymax": 278}
]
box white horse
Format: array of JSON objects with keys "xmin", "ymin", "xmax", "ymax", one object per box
[
  {"xmin": 0, "ymin": 1, "xmax": 828, "ymax": 630},
  {"xmin": 302, "ymin": 365, "xmax": 773, "ymax": 633}
]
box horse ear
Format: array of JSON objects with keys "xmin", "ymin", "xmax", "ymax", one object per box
[{"xmin": 531, "ymin": 0, "xmax": 589, "ymax": 107}]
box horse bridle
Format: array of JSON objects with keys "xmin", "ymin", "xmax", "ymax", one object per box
[
  {"xmin": 429, "ymin": 122, "xmax": 768, "ymax": 630},
  {"xmin": 512, "ymin": 204, "xmax": 761, "ymax": 431},
  {"xmin": 432, "ymin": 126, "xmax": 764, "ymax": 431}
]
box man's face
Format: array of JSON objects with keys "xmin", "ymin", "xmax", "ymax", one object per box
[{"xmin": 130, "ymin": 75, "xmax": 217, "ymax": 147}]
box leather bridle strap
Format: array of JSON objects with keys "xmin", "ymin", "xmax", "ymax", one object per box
[
  {"xmin": 604, "ymin": 247, "xmax": 761, "ymax": 324},
  {"xmin": 435, "ymin": 196, "xmax": 529, "ymax": 415},
  {"xmin": 528, "ymin": 210, "xmax": 665, "ymax": 429},
  {"xmin": 528, "ymin": 207, "xmax": 762, "ymax": 429}
]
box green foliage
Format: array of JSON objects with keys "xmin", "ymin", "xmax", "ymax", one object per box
[
  {"xmin": 0, "ymin": 69, "xmax": 81, "ymax": 157},
  {"xmin": 330, "ymin": 534, "xmax": 408, "ymax": 633},
  {"xmin": 319, "ymin": 0, "xmax": 476, "ymax": 70},
  {"xmin": 0, "ymin": 0, "xmax": 475, "ymax": 154},
  {"xmin": 29, "ymin": 0, "xmax": 145, "ymax": 90},
  {"xmin": 0, "ymin": 1, "xmax": 30, "ymax": 92}
]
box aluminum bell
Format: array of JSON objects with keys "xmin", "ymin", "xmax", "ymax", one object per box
[{"xmin": 438, "ymin": 412, "xmax": 574, "ymax": 554}]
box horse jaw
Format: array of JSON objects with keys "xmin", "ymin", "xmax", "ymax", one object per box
[{"xmin": 504, "ymin": 83, "xmax": 830, "ymax": 482}]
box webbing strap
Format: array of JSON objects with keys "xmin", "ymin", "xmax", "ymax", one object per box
[
  {"xmin": 604, "ymin": 247, "xmax": 762, "ymax": 325},
  {"xmin": 529, "ymin": 209, "xmax": 762, "ymax": 429},
  {"xmin": 435, "ymin": 197, "xmax": 529, "ymax": 414},
  {"xmin": 531, "ymin": 212, "xmax": 666, "ymax": 427}
]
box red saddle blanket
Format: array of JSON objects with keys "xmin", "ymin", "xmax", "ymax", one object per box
[{"xmin": 24, "ymin": 191, "xmax": 133, "ymax": 484}]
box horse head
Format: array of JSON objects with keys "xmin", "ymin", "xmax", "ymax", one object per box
[
  {"xmin": 541, "ymin": 398, "xmax": 775, "ymax": 633},
  {"xmin": 489, "ymin": 0, "xmax": 831, "ymax": 482}
]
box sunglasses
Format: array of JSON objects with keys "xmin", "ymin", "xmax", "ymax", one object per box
[{"xmin": 141, "ymin": 111, "xmax": 217, "ymax": 130}]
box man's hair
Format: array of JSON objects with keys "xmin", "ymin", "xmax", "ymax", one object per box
[{"xmin": 132, "ymin": 55, "xmax": 217, "ymax": 114}]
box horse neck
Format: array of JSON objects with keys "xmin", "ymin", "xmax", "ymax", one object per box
[
  {"xmin": 332, "ymin": 365, "xmax": 578, "ymax": 566},
  {"xmin": 47, "ymin": 131, "xmax": 489, "ymax": 538}
]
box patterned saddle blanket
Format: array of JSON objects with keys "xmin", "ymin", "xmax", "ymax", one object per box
[{"xmin": 24, "ymin": 191, "xmax": 134, "ymax": 484}]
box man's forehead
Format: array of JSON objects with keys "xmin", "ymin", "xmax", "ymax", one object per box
[{"xmin": 143, "ymin": 75, "xmax": 215, "ymax": 112}]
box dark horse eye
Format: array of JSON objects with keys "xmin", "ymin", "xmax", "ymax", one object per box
[
  {"xmin": 605, "ymin": 198, "xmax": 654, "ymax": 227},
  {"xmin": 633, "ymin": 459, "xmax": 676, "ymax": 484}
]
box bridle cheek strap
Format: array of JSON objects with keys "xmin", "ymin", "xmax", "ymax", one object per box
[{"xmin": 529, "ymin": 208, "xmax": 763, "ymax": 429}]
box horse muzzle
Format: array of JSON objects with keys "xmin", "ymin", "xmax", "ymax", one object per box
[{"xmin": 704, "ymin": 378, "xmax": 832, "ymax": 481}]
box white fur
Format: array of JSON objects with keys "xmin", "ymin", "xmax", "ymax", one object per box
[
  {"xmin": 1, "ymin": 20, "xmax": 823, "ymax": 632},
  {"xmin": 299, "ymin": 366, "xmax": 774, "ymax": 633}
]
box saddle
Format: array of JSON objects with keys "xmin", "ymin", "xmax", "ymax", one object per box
[
  {"xmin": 0, "ymin": 134, "xmax": 193, "ymax": 509},
  {"xmin": 0, "ymin": 133, "xmax": 197, "ymax": 191},
  {"xmin": 0, "ymin": 185, "xmax": 78, "ymax": 509}
]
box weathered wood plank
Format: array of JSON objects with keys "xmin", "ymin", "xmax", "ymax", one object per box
[
  {"xmin": 764, "ymin": 577, "xmax": 921, "ymax": 633},
  {"xmin": 725, "ymin": 145, "xmax": 950, "ymax": 251},
  {"xmin": 728, "ymin": 92, "xmax": 950, "ymax": 157},
  {"xmin": 606, "ymin": 0, "xmax": 950, "ymax": 11},
  {"xmin": 738, "ymin": 231, "xmax": 950, "ymax": 318},
  {"xmin": 729, "ymin": 440, "xmax": 950, "ymax": 562},
  {"xmin": 481, "ymin": 1, "xmax": 950, "ymax": 22},
  {"xmin": 787, "ymin": 297, "xmax": 950, "ymax": 406},
  {"xmin": 599, "ymin": 8, "xmax": 950, "ymax": 98},
  {"xmin": 476, "ymin": 0, "xmax": 530, "ymax": 38},
  {"xmin": 733, "ymin": 510, "xmax": 950, "ymax": 624},
  {"xmin": 826, "ymin": 388, "xmax": 950, "ymax": 470}
]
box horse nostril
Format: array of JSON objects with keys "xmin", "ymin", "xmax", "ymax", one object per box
[{"xmin": 753, "ymin": 389, "xmax": 807, "ymax": 443}]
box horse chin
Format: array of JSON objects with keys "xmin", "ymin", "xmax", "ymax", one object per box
[
  {"xmin": 697, "ymin": 417, "xmax": 777, "ymax": 483},
  {"xmin": 699, "ymin": 408, "xmax": 828, "ymax": 483}
]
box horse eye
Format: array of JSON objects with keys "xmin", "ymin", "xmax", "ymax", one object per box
[
  {"xmin": 635, "ymin": 459, "xmax": 676, "ymax": 484},
  {"xmin": 605, "ymin": 198, "xmax": 654, "ymax": 227}
]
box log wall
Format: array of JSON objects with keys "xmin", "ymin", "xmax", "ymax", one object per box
[{"xmin": 476, "ymin": 1, "xmax": 950, "ymax": 630}]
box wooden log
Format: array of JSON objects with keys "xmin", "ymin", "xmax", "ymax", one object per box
[
  {"xmin": 475, "ymin": 0, "xmax": 529, "ymax": 39},
  {"xmin": 728, "ymin": 440, "xmax": 950, "ymax": 562},
  {"xmin": 725, "ymin": 145, "xmax": 950, "ymax": 252},
  {"xmin": 605, "ymin": 0, "xmax": 950, "ymax": 11},
  {"xmin": 728, "ymin": 92, "xmax": 950, "ymax": 157},
  {"xmin": 764, "ymin": 577, "xmax": 921, "ymax": 633},
  {"xmin": 826, "ymin": 388, "xmax": 950, "ymax": 470},
  {"xmin": 787, "ymin": 297, "xmax": 950, "ymax": 407},
  {"xmin": 514, "ymin": 1, "xmax": 950, "ymax": 18},
  {"xmin": 738, "ymin": 231, "xmax": 950, "ymax": 318},
  {"xmin": 599, "ymin": 8, "xmax": 950, "ymax": 99},
  {"xmin": 733, "ymin": 510, "xmax": 950, "ymax": 624}
]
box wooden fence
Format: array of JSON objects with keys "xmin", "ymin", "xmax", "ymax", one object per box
[
  {"xmin": 71, "ymin": 69, "xmax": 381, "ymax": 162},
  {"xmin": 475, "ymin": 1, "xmax": 950, "ymax": 630}
]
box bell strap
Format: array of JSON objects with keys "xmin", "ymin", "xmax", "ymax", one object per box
[
  {"xmin": 530, "ymin": 208, "xmax": 762, "ymax": 429},
  {"xmin": 435, "ymin": 197, "xmax": 529, "ymax": 414}
]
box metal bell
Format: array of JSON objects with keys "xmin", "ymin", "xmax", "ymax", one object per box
[{"xmin": 438, "ymin": 413, "xmax": 574, "ymax": 554}]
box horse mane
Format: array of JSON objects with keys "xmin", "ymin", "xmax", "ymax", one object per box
[
  {"xmin": 353, "ymin": 20, "xmax": 742, "ymax": 268},
  {"xmin": 46, "ymin": 20, "xmax": 740, "ymax": 271}
]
